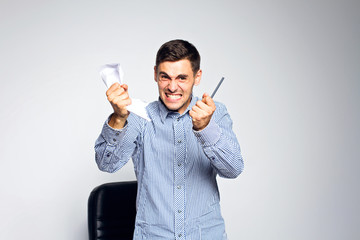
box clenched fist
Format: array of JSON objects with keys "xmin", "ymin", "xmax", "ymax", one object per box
[
  {"xmin": 189, "ymin": 93, "xmax": 216, "ymax": 131},
  {"xmin": 106, "ymin": 83, "xmax": 132, "ymax": 129}
]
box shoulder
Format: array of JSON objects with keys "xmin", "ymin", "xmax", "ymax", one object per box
[
  {"xmin": 145, "ymin": 100, "xmax": 161, "ymax": 121},
  {"xmin": 146, "ymin": 100, "xmax": 160, "ymax": 112},
  {"xmin": 146, "ymin": 101, "xmax": 158, "ymax": 110}
]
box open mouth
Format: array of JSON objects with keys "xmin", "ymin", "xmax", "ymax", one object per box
[{"xmin": 165, "ymin": 93, "xmax": 182, "ymax": 101}]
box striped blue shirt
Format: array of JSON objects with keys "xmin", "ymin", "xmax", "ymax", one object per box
[{"xmin": 95, "ymin": 96, "xmax": 244, "ymax": 240}]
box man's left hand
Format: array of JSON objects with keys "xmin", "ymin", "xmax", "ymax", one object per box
[{"xmin": 189, "ymin": 93, "xmax": 216, "ymax": 131}]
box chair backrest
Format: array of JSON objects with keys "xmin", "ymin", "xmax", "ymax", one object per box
[{"xmin": 88, "ymin": 181, "xmax": 137, "ymax": 240}]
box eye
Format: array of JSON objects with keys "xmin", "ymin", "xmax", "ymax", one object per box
[{"xmin": 178, "ymin": 75, "xmax": 187, "ymax": 81}]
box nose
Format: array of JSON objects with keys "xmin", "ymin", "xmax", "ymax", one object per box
[{"xmin": 167, "ymin": 79, "xmax": 178, "ymax": 92}]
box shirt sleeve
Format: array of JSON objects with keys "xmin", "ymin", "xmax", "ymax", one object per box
[
  {"xmin": 94, "ymin": 112, "xmax": 144, "ymax": 173},
  {"xmin": 193, "ymin": 102, "xmax": 244, "ymax": 178}
]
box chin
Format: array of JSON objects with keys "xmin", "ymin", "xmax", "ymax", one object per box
[
  {"xmin": 160, "ymin": 93, "xmax": 190, "ymax": 113},
  {"xmin": 164, "ymin": 102, "xmax": 181, "ymax": 111}
]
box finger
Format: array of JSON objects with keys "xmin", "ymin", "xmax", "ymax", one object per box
[
  {"xmin": 107, "ymin": 89, "xmax": 130, "ymax": 105},
  {"xmin": 196, "ymin": 100, "xmax": 208, "ymax": 109},
  {"xmin": 113, "ymin": 96, "xmax": 132, "ymax": 107},
  {"xmin": 201, "ymin": 95, "xmax": 207, "ymax": 103},
  {"xmin": 107, "ymin": 82, "xmax": 120, "ymax": 92},
  {"xmin": 191, "ymin": 105, "xmax": 204, "ymax": 114},
  {"xmin": 191, "ymin": 105, "xmax": 208, "ymax": 119},
  {"xmin": 189, "ymin": 109, "xmax": 196, "ymax": 118},
  {"xmin": 107, "ymin": 84, "xmax": 129, "ymax": 101},
  {"xmin": 202, "ymin": 93, "xmax": 215, "ymax": 108},
  {"xmin": 107, "ymin": 88, "xmax": 124, "ymax": 101},
  {"xmin": 202, "ymin": 93, "xmax": 209, "ymax": 100},
  {"xmin": 110, "ymin": 89, "xmax": 130, "ymax": 102},
  {"xmin": 107, "ymin": 83, "xmax": 121, "ymax": 97},
  {"xmin": 107, "ymin": 83, "xmax": 128, "ymax": 96},
  {"xmin": 195, "ymin": 100, "xmax": 212, "ymax": 114}
]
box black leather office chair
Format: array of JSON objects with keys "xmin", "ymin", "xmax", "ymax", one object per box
[{"xmin": 88, "ymin": 181, "xmax": 137, "ymax": 240}]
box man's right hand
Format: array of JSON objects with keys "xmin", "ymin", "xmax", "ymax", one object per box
[{"xmin": 106, "ymin": 83, "xmax": 131, "ymax": 129}]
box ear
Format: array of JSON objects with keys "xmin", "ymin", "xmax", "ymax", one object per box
[
  {"xmin": 154, "ymin": 66, "xmax": 158, "ymax": 82},
  {"xmin": 194, "ymin": 69, "xmax": 202, "ymax": 86}
]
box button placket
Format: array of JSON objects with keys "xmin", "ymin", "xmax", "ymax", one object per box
[{"xmin": 173, "ymin": 116, "xmax": 186, "ymax": 238}]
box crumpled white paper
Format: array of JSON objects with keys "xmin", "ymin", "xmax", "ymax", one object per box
[{"xmin": 100, "ymin": 63, "xmax": 150, "ymax": 121}]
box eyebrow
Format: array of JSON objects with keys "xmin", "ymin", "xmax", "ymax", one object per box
[
  {"xmin": 159, "ymin": 72, "xmax": 170, "ymax": 77},
  {"xmin": 177, "ymin": 74, "xmax": 188, "ymax": 79}
]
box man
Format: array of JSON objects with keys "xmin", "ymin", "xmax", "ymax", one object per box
[{"xmin": 95, "ymin": 39, "xmax": 244, "ymax": 239}]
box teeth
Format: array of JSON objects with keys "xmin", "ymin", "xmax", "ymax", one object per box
[{"xmin": 167, "ymin": 94, "xmax": 181, "ymax": 99}]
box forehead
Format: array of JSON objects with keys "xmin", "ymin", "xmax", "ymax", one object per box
[{"xmin": 157, "ymin": 59, "xmax": 193, "ymax": 76}]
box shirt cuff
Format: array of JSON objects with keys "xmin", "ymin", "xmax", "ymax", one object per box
[
  {"xmin": 193, "ymin": 120, "xmax": 221, "ymax": 147},
  {"xmin": 101, "ymin": 115, "xmax": 128, "ymax": 145}
]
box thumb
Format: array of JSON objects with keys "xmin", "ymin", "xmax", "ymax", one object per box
[
  {"xmin": 202, "ymin": 92, "xmax": 209, "ymax": 103},
  {"xmin": 202, "ymin": 92, "xmax": 215, "ymax": 108},
  {"xmin": 120, "ymin": 84, "xmax": 129, "ymax": 91}
]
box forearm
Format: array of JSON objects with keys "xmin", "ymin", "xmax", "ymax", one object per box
[
  {"xmin": 194, "ymin": 122, "xmax": 243, "ymax": 178},
  {"xmin": 193, "ymin": 104, "xmax": 244, "ymax": 178},
  {"xmin": 95, "ymin": 113, "xmax": 143, "ymax": 173},
  {"xmin": 108, "ymin": 112, "xmax": 128, "ymax": 129}
]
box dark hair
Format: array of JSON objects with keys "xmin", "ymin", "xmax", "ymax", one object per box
[{"xmin": 155, "ymin": 39, "xmax": 201, "ymax": 75}]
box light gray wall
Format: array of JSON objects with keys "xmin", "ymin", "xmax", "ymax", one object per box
[{"xmin": 0, "ymin": 0, "xmax": 359, "ymax": 239}]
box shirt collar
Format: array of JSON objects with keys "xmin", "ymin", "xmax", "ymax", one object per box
[{"xmin": 158, "ymin": 95, "xmax": 198, "ymax": 123}]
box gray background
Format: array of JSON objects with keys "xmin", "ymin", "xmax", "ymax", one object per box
[{"xmin": 1, "ymin": 0, "xmax": 359, "ymax": 239}]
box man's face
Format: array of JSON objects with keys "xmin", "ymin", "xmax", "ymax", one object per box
[{"xmin": 154, "ymin": 59, "xmax": 202, "ymax": 114}]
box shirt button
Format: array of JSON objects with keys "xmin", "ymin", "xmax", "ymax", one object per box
[
  {"xmin": 178, "ymin": 210, "xmax": 182, "ymax": 213},
  {"xmin": 106, "ymin": 153, "xmax": 111, "ymax": 157},
  {"xmin": 177, "ymin": 139, "xmax": 182, "ymax": 143},
  {"xmin": 178, "ymin": 233, "xmax": 182, "ymax": 237},
  {"xmin": 177, "ymin": 118, "xmax": 180, "ymax": 122},
  {"xmin": 178, "ymin": 163, "xmax": 182, "ymax": 167},
  {"xmin": 115, "ymin": 132, "xmax": 120, "ymax": 136},
  {"xmin": 113, "ymin": 138, "xmax": 117, "ymax": 142},
  {"xmin": 177, "ymin": 185, "xmax": 181, "ymax": 189}
]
